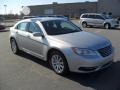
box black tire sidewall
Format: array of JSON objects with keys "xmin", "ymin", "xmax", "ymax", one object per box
[
  {"xmin": 10, "ymin": 39, "xmax": 19, "ymax": 54},
  {"xmin": 82, "ymin": 22, "xmax": 87, "ymax": 28}
]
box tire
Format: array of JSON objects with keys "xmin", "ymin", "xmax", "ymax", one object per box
[
  {"xmin": 104, "ymin": 23, "xmax": 111, "ymax": 29},
  {"xmin": 82, "ymin": 22, "xmax": 87, "ymax": 28},
  {"xmin": 10, "ymin": 38, "xmax": 20, "ymax": 54},
  {"xmin": 49, "ymin": 51, "xmax": 69, "ymax": 75}
]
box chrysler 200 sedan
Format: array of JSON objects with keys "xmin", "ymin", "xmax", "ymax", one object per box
[{"xmin": 10, "ymin": 17, "xmax": 114, "ymax": 75}]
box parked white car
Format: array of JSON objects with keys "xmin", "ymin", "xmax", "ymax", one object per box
[
  {"xmin": 80, "ymin": 13, "xmax": 119, "ymax": 29},
  {"xmin": 10, "ymin": 17, "xmax": 114, "ymax": 75}
]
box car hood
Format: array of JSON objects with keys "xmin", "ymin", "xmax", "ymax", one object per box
[{"xmin": 47, "ymin": 31, "xmax": 111, "ymax": 50}]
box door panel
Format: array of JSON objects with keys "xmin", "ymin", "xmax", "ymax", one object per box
[
  {"xmin": 94, "ymin": 19, "xmax": 104, "ymax": 26},
  {"xmin": 25, "ymin": 22, "xmax": 46, "ymax": 59},
  {"xmin": 87, "ymin": 18, "xmax": 96, "ymax": 26},
  {"xmin": 94, "ymin": 15, "xmax": 105, "ymax": 26},
  {"xmin": 16, "ymin": 30, "xmax": 29, "ymax": 50},
  {"xmin": 87, "ymin": 15, "xmax": 96, "ymax": 26},
  {"xmin": 26, "ymin": 33, "xmax": 44, "ymax": 58}
]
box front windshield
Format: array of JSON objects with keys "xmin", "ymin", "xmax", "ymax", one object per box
[{"xmin": 42, "ymin": 20, "xmax": 82, "ymax": 35}]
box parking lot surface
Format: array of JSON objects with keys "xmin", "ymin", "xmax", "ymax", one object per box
[{"xmin": 0, "ymin": 21, "xmax": 120, "ymax": 90}]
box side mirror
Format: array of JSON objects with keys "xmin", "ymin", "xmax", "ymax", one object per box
[{"xmin": 33, "ymin": 32, "xmax": 44, "ymax": 38}]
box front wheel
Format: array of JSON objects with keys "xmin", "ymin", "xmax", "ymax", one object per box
[
  {"xmin": 49, "ymin": 51, "xmax": 69, "ymax": 75},
  {"xmin": 104, "ymin": 23, "xmax": 111, "ymax": 29}
]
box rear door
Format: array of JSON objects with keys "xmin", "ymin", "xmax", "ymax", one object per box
[
  {"xmin": 15, "ymin": 22, "xmax": 29, "ymax": 50},
  {"xmin": 87, "ymin": 15, "xmax": 96, "ymax": 26}
]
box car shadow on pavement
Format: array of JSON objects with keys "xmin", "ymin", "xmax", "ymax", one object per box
[
  {"xmin": 64, "ymin": 61, "xmax": 120, "ymax": 90},
  {"xmin": 18, "ymin": 51, "xmax": 51, "ymax": 69},
  {"xmin": 17, "ymin": 52, "xmax": 120, "ymax": 90}
]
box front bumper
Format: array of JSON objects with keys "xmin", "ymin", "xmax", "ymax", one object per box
[
  {"xmin": 78, "ymin": 60, "xmax": 113, "ymax": 73},
  {"xmin": 65, "ymin": 49, "xmax": 114, "ymax": 73},
  {"xmin": 111, "ymin": 23, "xmax": 119, "ymax": 28}
]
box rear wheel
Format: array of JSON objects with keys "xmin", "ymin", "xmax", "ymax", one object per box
[
  {"xmin": 82, "ymin": 22, "xmax": 87, "ymax": 28},
  {"xmin": 49, "ymin": 51, "xmax": 69, "ymax": 75},
  {"xmin": 104, "ymin": 23, "xmax": 111, "ymax": 29},
  {"xmin": 10, "ymin": 38, "xmax": 20, "ymax": 54}
]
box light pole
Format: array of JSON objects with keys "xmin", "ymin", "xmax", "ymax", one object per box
[{"xmin": 4, "ymin": 5, "xmax": 7, "ymax": 15}]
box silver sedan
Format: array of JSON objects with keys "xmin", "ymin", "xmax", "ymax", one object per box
[{"xmin": 10, "ymin": 17, "xmax": 114, "ymax": 75}]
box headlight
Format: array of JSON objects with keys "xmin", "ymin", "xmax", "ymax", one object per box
[{"xmin": 72, "ymin": 47, "xmax": 97, "ymax": 56}]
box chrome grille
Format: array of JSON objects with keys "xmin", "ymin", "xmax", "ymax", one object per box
[{"xmin": 98, "ymin": 45, "xmax": 112, "ymax": 57}]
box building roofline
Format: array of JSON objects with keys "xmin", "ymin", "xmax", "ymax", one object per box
[{"xmin": 28, "ymin": 1, "xmax": 97, "ymax": 7}]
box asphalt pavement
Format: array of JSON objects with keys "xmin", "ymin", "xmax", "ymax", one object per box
[{"xmin": 0, "ymin": 21, "xmax": 120, "ymax": 90}]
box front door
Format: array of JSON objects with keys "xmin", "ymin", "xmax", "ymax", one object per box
[
  {"xmin": 26, "ymin": 22, "xmax": 46, "ymax": 59},
  {"xmin": 94, "ymin": 15, "xmax": 104, "ymax": 26}
]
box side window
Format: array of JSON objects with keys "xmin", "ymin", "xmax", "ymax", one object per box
[
  {"xmin": 88, "ymin": 15, "xmax": 95, "ymax": 19},
  {"xmin": 95, "ymin": 15, "xmax": 104, "ymax": 20},
  {"xmin": 16, "ymin": 22, "xmax": 28, "ymax": 31},
  {"xmin": 28, "ymin": 22, "xmax": 42, "ymax": 33}
]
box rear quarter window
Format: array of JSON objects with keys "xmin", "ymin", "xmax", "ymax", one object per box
[{"xmin": 81, "ymin": 15, "xmax": 88, "ymax": 18}]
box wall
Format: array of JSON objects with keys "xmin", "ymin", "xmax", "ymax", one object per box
[{"xmin": 29, "ymin": 2, "xmax": 97, "ymax": 18}]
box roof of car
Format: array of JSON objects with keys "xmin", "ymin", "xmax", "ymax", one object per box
[
  {"xmin": 82, "ymin": 13, "xmax": 102, "ymax": 15},
  {"xmin": 21, "ymin": 17, "xmax": 66, "ymax": 22}
]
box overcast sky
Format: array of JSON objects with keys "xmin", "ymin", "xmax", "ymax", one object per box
[{"xmin": 0, "ymin": 0, "xmax": 97, "ymax": 14}]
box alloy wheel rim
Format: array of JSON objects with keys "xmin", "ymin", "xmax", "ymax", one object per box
[
  {"xmin": 105, "ymin": 24, "xmax": 109, "ymax": 29},
  {"xmin": 51, "ymin": 55, "xmax": 64, "ymax": 73},
  {"xmin": 83, "ymin": 23, "xmax": 87, "ymax": 27}
]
